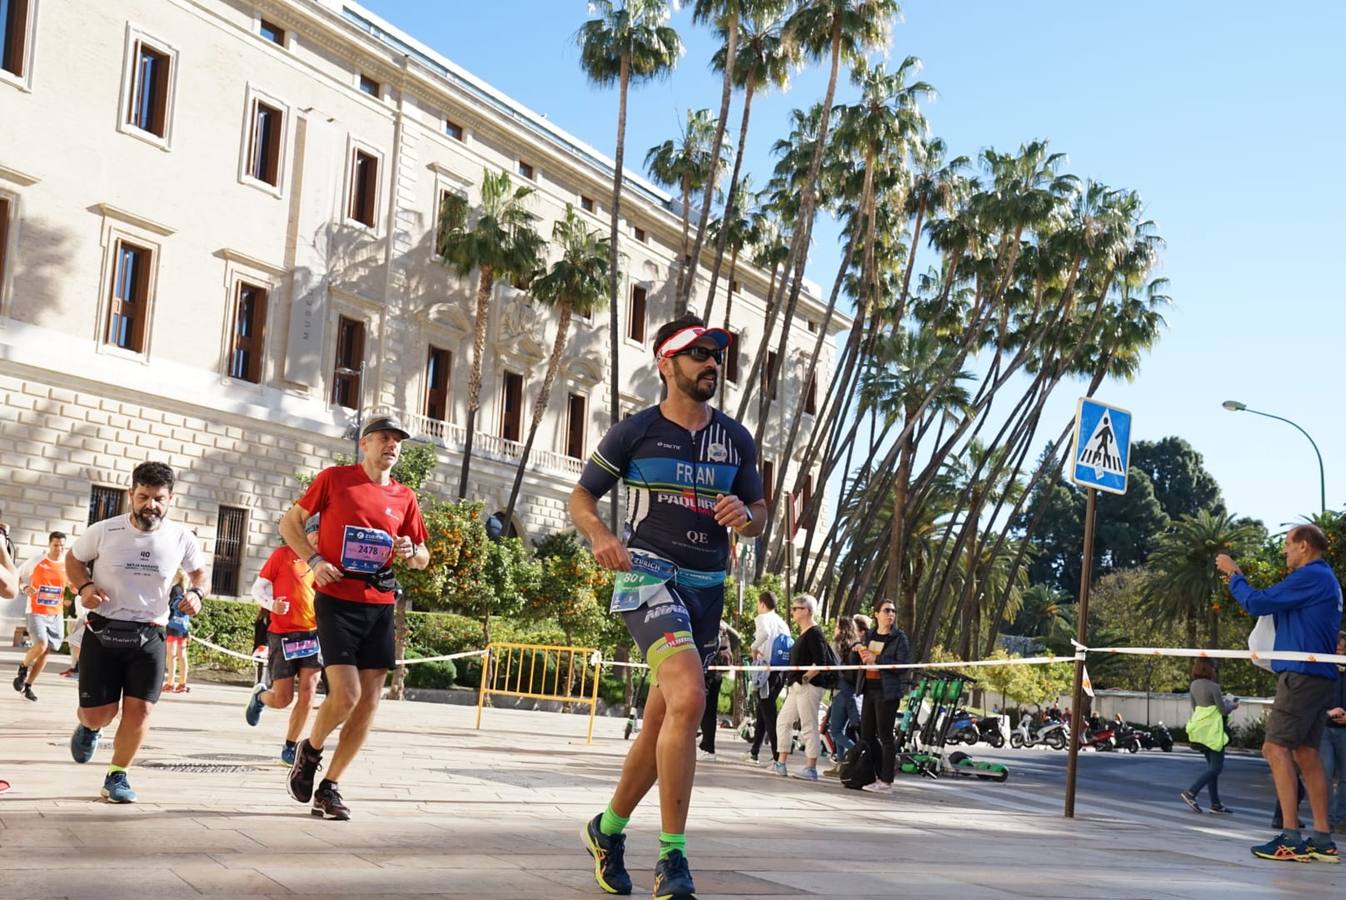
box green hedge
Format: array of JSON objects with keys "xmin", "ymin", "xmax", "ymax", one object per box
[{"xmin": 189, "ymin": 598, "xmax": 263, "ymax": 674}]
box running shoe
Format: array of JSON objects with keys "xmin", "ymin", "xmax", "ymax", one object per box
[
  {"xmin": 770, "ymin": 762, "xmax": 787, "ymax": 776},
  {"xmin": 1179, "ymin": 791, "xmax": 1202, "ymax": 813},
  {"xmin": 311, "ymin": 782, "xmax": 351, "ymax": 821},
  {"xmin": 21, "ymin": 685, "xmax": 36, "ymax": 702},
  {"xmin": 12, "ymin": 665, "xmax": 27, "ymax": 692},
  {"xmin": 861, "ymin": 780, "xmax": 893, "ymax": 794},
  {"xmin": 1303, "ymin": 837, "xmax": 1340, "ymax": 863},
  {"xmin": 793, "ymin": 766, "xmax": 819, "ymax": 781},
  {"xmin": 1250, "ymin": 833, "xmax": 1310, "ymax": 861},
  {"xmin": 651, "ymin": 850, "xmax": 697, "ymax": 900},
  {"xmin": 740, "ymin": 752, "xmax": 761, "ymax": 766},
  {"xmin": 70, "ymin": 724, "xmax": 101, "ymax": 764},
  {"xmin": 245, "ymin": 683, "xmax": 266, "ymax": 726},
  {"xmin": 581, "ymin": 814, "xmax": 632, "ymax": 895},
  {"xmin": 279, "ymin": 743, "xmax": 297, "ymax": 767},
  {"xmin": 287, "ymin": 739, "xmax": 323, "ymax": 803},
  {"xmin": 695, "ymin": 749, "xmax": 716, "ymax": 762},
  {"xmin": 101, "ymin": 771, "xmax": 137, "ymax": 803},
  {"xmin": 1208, "ymin": 804, "xmax": 1233, "ymax": 815}
]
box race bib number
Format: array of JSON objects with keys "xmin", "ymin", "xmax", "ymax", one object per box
[
  {"xmin": 341, "ymin": 526, "xmax": 394, "ymax": 573},
  {"xmin": 610, "ymin": 550, "xmax": 678, "ymax": 613},
  {"xmin": 36, "ymin": 585, "xmax": 63, "ymax": 609},
  {"xmin": 281, "ymin": 634, "xmax": 320, "ymax": 661}
]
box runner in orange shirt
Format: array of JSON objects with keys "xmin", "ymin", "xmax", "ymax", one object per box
[
  {"xmin": 246, "ymin": 516, "xmax": 322, "ymax": 767},
  {"xmin": 13, "ymin": 532, "xmax": 69, "ymax": 702}
]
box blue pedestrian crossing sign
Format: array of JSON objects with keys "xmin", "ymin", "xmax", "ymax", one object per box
[{"xmin": 1070, "ymin": 398, "xmax": 1132, "ymax": 494}]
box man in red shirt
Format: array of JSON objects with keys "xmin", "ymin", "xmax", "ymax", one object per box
[
  {"xmin": 277, "ymin": 416, "xmax": 429, "ymax": 820},
  {"xmin": 246, "ymin": 515, "xmax": 322, "ymax": 767},
  {"xmin": 13, "ymin": 532, "xmax": 69, "ymax": 702}
]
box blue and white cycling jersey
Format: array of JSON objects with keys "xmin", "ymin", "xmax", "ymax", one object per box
[{"xmin": 578, "ymin": 405, "xmax": 764, "ymax": 576}]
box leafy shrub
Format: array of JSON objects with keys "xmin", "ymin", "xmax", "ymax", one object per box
[
  {"xmin": 403, "ymin": 652, "xmax": 458, "ymax": 690},
  {"xmin": 189, "ymin": 598, "xmax": 262, "ymax": 673}
]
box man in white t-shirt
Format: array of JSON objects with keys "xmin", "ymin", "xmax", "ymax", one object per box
[{"xmin": 65, "ymin": 462, "xmax": 206, "ymax": 803}]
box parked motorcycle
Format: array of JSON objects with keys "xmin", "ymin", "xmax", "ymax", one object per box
[
  {"xmin": 1009, "ymin": 713, "xmax": 1067, "ymax": 750},
  {"xmin": 947, "ymin": 709, "xmax": 981, "ymax": 745},
  {"xmin": 1111, "ymin": 717, "xmax": 1142, "ymax": 753},
  {"xmin": 977, "ymin": 714, "xmax": 1006, "ymax": 748},
  {"xmin": 1137, "ymin": 721, "xmax": 1174, "ymax": 752},
  {"xmin": 1079, "ymin": 716, "xmax": 1117, "ymax": 751}
]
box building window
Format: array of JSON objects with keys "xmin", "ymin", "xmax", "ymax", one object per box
[
  {"xmin": 566, "ymin": 393, "xmax": 587, "ymax": 459},
  {"xmin": 128, "ymin": 40, "xmax": 172, "ymax": 138},
  {"xmin": 501, "ymin": 370, "xmax": 523, "ymax": 442},
  {"xmin": 88, "ymin": 485, "xmax": 124, "ymax": 525},
  {"xmin": 725, "ymin": 331, "xmax": 740, "ymax": 384},
  {"xmin": 258, "ymin": 19, "xmax": 285, "ymax": 45},
  {"xmin": 763, "ymin": 350, "xmax": 779, "ymax": 400},
  {"xmin": 331, "ymin": 315, "xmax": 364, "ymax": 409},
  {"xmin": 580, "ymin": 195, "xmax": 595, "ymax": 213},
  {"xmin": 348, "ymin": 149, "xmax": 378, "ymax": 227},
  {"xmin": 627, "ymin": 285, "xmax": 647, "ymax": 344},
  {"xmin": 804, "ymin": 372, "xmax": 817, "ymax": 415},
  {"xmin": 229, "ymin": 282, "xmax": 268, "ymax": 383},
  {"xmin": 247, "ymin": 99, "xmax": 283, "ymax": 186},
  {"xmin": 358, "ymin": 74, "xmax": 379, "ymax": 97},
  {"xmin": 762, "ymin": 460, "xmax": 774, "ymax": 505},
  {"xmin": 729, "ymin": 278, "xmax": 739, "ymax": 294},
  {"xmin": 1, "ymin": 0, "xmax": 32, "ymax": 79},
  {"xmin": 0, "ymin": 196, "xmax": 9, "ymax": 294},
  {"xmin": 106, "ymin": 241, "xmax": 151, "ymax": 352},
  {"xmin": 632, "ymin": 225, "xmax": 647, "ymax": 243},
  {"xmin": 444, "ymin": 118, "xmax": 463, "ymax": 140},
  {"xmin": 799, "ymin": 472, "xmax": 817, "ymax": 531},
  {"xmin": 435, "ymin": 189, "xmax": 467, "ymax": 257},
  {"xmin": 806, "ymin": 319, "xmax": 818, "ymax": 333},
  {"xmin": 517, "ymin": 160, "xmax": 534, "ymax": 181},
  {"xmin": 424, "ymin": 345, "xmax": 451, "ymax": 421},
  {"xmin": 211, "ymin": 506, "xmax": 247, "ymax": 596}
]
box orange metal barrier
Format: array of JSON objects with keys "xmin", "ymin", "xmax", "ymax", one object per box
[{"xmin": 474, "ymin": 642, "xmax": 603, "ymax": 743}]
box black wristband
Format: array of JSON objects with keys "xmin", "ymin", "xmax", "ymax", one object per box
[
  {"xmin": 77, "ymin": 581, "xmax": 95, "ymax": 595},
  {"xmin": 307, "ymin": 553, "xmax": 324, "ymax": 567},
  {"xmin": 186, "ymin": 587, "xmax": 204, "ymax": 599}
]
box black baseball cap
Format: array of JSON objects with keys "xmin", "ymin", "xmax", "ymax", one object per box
[{"xmin": 361, "ymin": 415, "xmax": 411, "ymax": 441}]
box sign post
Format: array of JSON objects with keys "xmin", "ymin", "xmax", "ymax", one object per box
[{"xmin": 1063, "ymin": 398, "xmax": 1132, "ymax": 818}]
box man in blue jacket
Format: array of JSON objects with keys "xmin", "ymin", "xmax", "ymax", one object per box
[{"xmin": 1218, "ymin": 523, "xmax": 1343, "ymax": 863}]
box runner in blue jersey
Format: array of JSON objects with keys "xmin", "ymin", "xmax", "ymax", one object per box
[{"xmin": 572, "ymin": 314, "xmax": 766, "ymax": 900}]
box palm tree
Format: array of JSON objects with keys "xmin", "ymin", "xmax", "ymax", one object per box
[
  {"xmin": 1143, "ymin": 510, "xmax": 1260, "ymax": 649},
  {"xmin": 503, "ymin": 207, "xmax": 611, "ymax": 527},
  {"xmin": 438, "ymin": 168, "xmax": 545, "ymax": 499},
  {"xmin": 1014, "ymin": 584, "xmax": 1075, "ymax": 644},
  {"xmin": 702, "ymin": 1, "xmax": 796, "ymax": 318},
  {"xmin": 578, "ymin": 0, "xmax": 681, "ymax": 531},
  {"xmin": 644, "ymin": 108, "xmax": 719, "ymax": 301}
]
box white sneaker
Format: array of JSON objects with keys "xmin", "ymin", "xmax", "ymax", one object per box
[
  {"xmin": 861, "ymin": 780, "xmax": 893, "ymax": 794},
  {"xmin": 696, "ymin": 750, "xmax": 717, "ymax": 762},
  {"xmin": 740, "ymin": 752, "xmax": 762, "ymax": 766}
]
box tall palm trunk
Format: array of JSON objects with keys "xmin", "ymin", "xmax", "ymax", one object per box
[
  {"xmin": 715, "ymin": 246, "xmax": 740, "ymax": 408},
  {"xmin": 504, "ymin": 302, "xmax": 574, "ymax": 526},
  {"xmin": 703, "ymin": 72, "xmax": 757, "ymax": 322},
  {"xmin": 888, "ymin": 426, "xmax": 914, "ymax": 632},
  {"xmin": 458, "ymin": 264, "xmax": 494, "ymax": 499},
  {"xmin": 680, "ymin": 12, "xmax": 737, "ymax": 315},
  {"xmin": 675, "ymin": 175, "xmax": 692, "ymax": 300},
  {"xmin": 605, "ymin": 56, "xmax": 630, "ymax": 533}
]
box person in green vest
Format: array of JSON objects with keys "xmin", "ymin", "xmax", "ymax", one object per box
[{"xmin": 1180, "ymin": 656, "xmax": 1238, "ymax": 814}]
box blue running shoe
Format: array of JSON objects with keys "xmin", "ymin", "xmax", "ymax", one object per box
[
  {"xmin": 245, "ymin": 683, "xmax": 266, "ymax": 727},
  {"xmin": 70, "ymin": 724, "xmax": 101, "ymax": 764},
  {"xmin": 1250, "ymin": 832, "xmax": 1309, "ymax": 862},
  {"xmin": 101, "ymin": 771, "xmax": 137, "ymax": 803},
  {"xmin": 770, "ymin": 761, "xmax": 787, "ymax": 776},
  {"xmin": 581, "ymin": 814, "xmax": 632, "ymax": 895},
  {"xmin": 652, "ymin": 850, "xmax": 697, "ymax": 900},
  {"xmin": 280, "ymin": 743, "xmax": 297, "ymax": 767},
  {"xmin": 1304, "ymin": 837, "xmax": 1340, "ymax": 863}
]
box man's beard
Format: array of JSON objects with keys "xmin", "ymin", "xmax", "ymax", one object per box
[
  {"xmin": 674, "ymin": 366, "xmax": 717, "ymax": 402},
  {"xmin": 133, "ymin": 509, "xmax": 163, "ymax": 530}
]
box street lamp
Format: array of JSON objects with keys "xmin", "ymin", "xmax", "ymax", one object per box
[{"xmin": 1222, "ymin": 400, "xmax": 1326, "ymax": 513}]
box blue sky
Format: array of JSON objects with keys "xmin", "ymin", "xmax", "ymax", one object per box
[{"xmin": 361, "ymin": 1, "xmax": 1346, "ymax": 530}]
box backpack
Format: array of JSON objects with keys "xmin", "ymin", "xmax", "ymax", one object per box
[
  {"xmin": 812, "ymin": 640, "xmax": 840, "ymax": 690},
  {"xmin": 770, "ymin": 632, "xmax": 794, "ymax": 667},
  {"xmin": 839, "ymin": 742, "xmax": 876, "ymax": 790}
]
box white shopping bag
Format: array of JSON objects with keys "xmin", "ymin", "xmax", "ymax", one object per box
[{"xmin": 1248, "ymin": 615, "xmax": 1275, "ymax": 672}]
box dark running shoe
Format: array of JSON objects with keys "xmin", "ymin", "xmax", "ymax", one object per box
[
  {"xmin": 652, "ymin": 850, "xmax": 697, "ymax": 900},
  {"xmin": 245, "ymin": 683, "xmax": 265, "ymax": 727},
  {"xmin": 287, "ymin": 738, "xmax": 323, "ymax": 803},
  {"xmin": 1250, "ymin": 832, "xmax": 1309, "ymax": 862},
  {"xmin": 70, "ymin": 724, "xmax": 101, "ymax": 764},
  {"xmin": 21, "ymin": 685, "xmax": 36, "ymax": 702},
  {"xmin": 1179, "ymin": 791, "xmax": 1202, "ymax": 813},
  {"xmin": 13, "ymin": 665, "xmax": 28, "ymax": 693},
  {"xmin": 279, "ymin": 743, "xmax": 297, "ymax": 767},
  {"xmin": 581, "ymin": 814, "xmax": 632, "ymax": 895},
  {"xmin": 101, "ymin": 770, "xmax": 137, "ymax": 803},
  {"xmin": 1303, "ymin": 837, "xmax": 1340, "ymax": 863},
  {"xmin": 311, "ymin": 782, "xmax": 350, "ymax": 821},
  {"xmin": 1208, "ymin": 804, "xmax": 1233, "ymax": 815}
]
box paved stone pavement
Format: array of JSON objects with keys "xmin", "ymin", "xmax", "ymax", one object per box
[{"xmin": 1, "ymin": 646, "xmax": 1341, "ymax": 899}]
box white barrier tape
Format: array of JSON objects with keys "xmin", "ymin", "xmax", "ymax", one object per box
[
  {"xmin": 708, "ymin": 655, "xmax": 1069, "ymax": 674},
  {"xmin": 190, "ymin": 635, "xmax": 488, "ymax": 667},
  {"xmin": 1071, "ymin": 640, "xmax": 1346, "ymax": 666}
]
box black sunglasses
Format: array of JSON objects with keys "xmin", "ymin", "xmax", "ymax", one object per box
[
  {"xmin": 879, "ymin": 607, "xmax": 897, "ymax": 614},
  {"xmin": 674, "ymin": 346, "xmax": 723, "ymax": 365}
]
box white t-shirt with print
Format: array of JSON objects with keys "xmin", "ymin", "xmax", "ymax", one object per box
[{"xmin": 71, "ymin": 515, "xmax": 203, "ymax": 625}]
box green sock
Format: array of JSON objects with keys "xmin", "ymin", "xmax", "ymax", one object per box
[
  {"xmin": 658, "ymin": 832, "xmax": 686, "ymax": 860},
  {"xmin": 599, "ymin": 804, "xmax": 630, "ymax": 837},
  {"xmin": 107, "ymin": 765, "xmax": 127, "ymax": 776}
]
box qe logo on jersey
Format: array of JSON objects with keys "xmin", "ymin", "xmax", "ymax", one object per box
[{"xmin": 686, "ymin": 530, "xmax": 710, "ymax": 545}]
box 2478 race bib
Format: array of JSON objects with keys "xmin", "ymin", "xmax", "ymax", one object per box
[{"xmin": 340, "ymin": 526, "xmax": 394, "ymax": 573}]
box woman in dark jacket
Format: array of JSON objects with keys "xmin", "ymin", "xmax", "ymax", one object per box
[{"xmin": 857, "ymin": 598, "xmax": 910, "ymax": 793}]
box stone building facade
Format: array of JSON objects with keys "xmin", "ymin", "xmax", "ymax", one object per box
[{"xmin": 0, "ymin": 0, "xmax": 846, "ymax": 596}]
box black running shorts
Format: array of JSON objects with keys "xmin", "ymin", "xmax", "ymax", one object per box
[
  {"xmin": 267, "ymin": 630, "xmax": 323, "ymax": 682},
  {"xmin": 314, "ymin": 593, "xmax": 395, "ymax": 670},
  {"xmin": 78, "ymin": 615, "xmax": 166, "ymax": 707},
  {"xmin": 1266, "ymin": 670, "xmax": 1335, "ymax": 749}
]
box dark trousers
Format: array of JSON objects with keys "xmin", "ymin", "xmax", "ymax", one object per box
[
  {"xmin": 1187, "ymin": 745, "xmax": 1225, "ymax": 806},
  {"xmin": 699, "ymin": 673, "xmax": 723, "ymax": 753},
  {"xmin": 861, "ymin": 689, "xmax": 900, "ymax": 783},
  {"xmin": 750, "ymin": 674, "xmax": 784, "ymax": 759}
]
